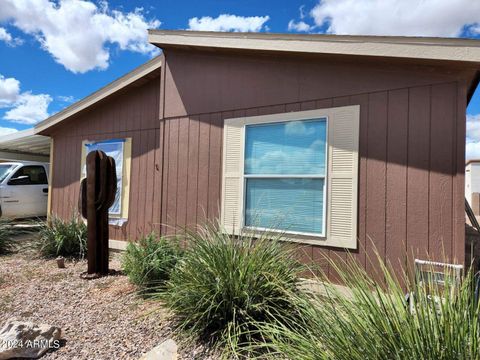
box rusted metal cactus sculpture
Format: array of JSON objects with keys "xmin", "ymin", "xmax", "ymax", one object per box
[{"xmin": 79, "ymin": 150, "xmax": 117, "ymax": 275}]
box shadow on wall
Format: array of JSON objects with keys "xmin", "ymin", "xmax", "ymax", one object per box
[{"xmin": 164, "ymin": 48, "xmax": 466, "ymax": 175}]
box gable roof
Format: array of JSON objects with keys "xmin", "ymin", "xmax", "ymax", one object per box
[
  {"xmin": 148, "ymin": 30, "xmax": 480, "ymax": 64},
  {"xmin": 35, "ymin": 56, "xmax": 161, "ymax": 135}
]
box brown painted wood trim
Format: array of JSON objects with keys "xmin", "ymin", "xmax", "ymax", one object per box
[{"xmin": 47, "ymin": 138, "xmax": 54, "ymax": 220}]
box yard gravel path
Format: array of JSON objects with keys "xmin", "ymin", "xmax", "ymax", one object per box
[{"xmin": 0, "ymin": 240, "xmax": 171, "ymax": 359}]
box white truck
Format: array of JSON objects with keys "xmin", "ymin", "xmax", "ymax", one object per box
[{"xmin": 0, "ymin": 161, "xmax": 50, "ymax": 218}]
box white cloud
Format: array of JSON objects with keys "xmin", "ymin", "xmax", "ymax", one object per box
[
  {"xmin": 0, "ymin": 27, "xmax": 12, "ymax": 43},
  {"xmin": 299, "ymin": 5, "xmax": 307, "ymax": 19},
  {"xmin": 0, "ymin": 74, "xmax": 52, "ymax": 124},
  {"xmin": 0, "ymin": 127, "xmax": 18, "ymax": 136},
  {"xmin": 188, "ymin": 14, "xmax": 270, "ymax": 32},
  {"xmin": 57, "ymin": 95, "xmax": 75, "ymax": 103},
  {"xmin": 309, "ymin": 0, "xmax": 480, "ymax": 37},
  {"xmin": 0, "ymin": 75, "xmax": 21, "ymax": 107},
  {"xmin": 466, "ymin": 114, "xmax": 480, "ymax": 160},
  {"xmin": 288, "ymin": 5, "xmax": 315, "ymax": 33},
  {"xmin": 288, "ymin": 20, "xmax": 313, "ymax": 32},
  {"xmin": 0, "ymin": 0, "xmax": 161, "ymax": 73},
  {"xmin": 4, "ymin": 93, "xmax": 52, "ymax": 124},
  {"xmin": 0, "ymin": 27, "xmax": 22, "ymax": 46}
]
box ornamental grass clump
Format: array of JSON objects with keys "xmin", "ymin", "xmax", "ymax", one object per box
[
  {"xmin": 122, "ymin": 232, "xmax": 181, "ymax": 291},
  {"xmin": 39, "ymin": 214, "xmax": 87, "ymax": 259},
  {"xmin": 159, "ymin": 222, "xmax": 304, "ymax": 356},
  {"xmin": 257, "ymin": 254, "xmax": 480, "ymax": 360}
]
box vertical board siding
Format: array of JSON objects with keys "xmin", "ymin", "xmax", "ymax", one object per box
[
  {"xmin": 152, "ymin": 127, "xmax": 163, "ymax": 234},
  {"xmin": 406, "ymin": 86, "xmax": 431, "ymax": 271},
  {"xmin": 136, "ymin": 130, "xmax": 149, "ymax": 237},
  {"xmin": 196, "ymin": 114, "xmax": 211, "ymax": 225},
  {"xmin": 67, "ymin": 139, "xmax": 81, "ymax": 219},
  {"xmin": 454, "ymin": 82, "xmax": 467, "ymax": 264},
  {"xmin": 50, "ymin": 76, "xmax": 161, "ymax": 242},
  {"xmin": 208, "ymin": 112, "xmax": 223, "ymax": 220},
  {"xmin": 59, "ymin": 138, "xmax": 68, "ymax": 218},
  {"xmin": 186, "ymin": 117, "xmax": 200, "ymax": 228},
  {"xmin": 365, "ymin": 92, "xmax": 388, "ymax": 283},
  {"xmin": 429, "ymin": 83, "xmax": 455, "ymax": 261},
  {"xmin": 385, "ymin": 89, "xmax": 409, "ymax": 273},
  {"xmin": 156, "ymin": 82, "xmax": 463, "ymax": 280},
  {"xmin": 160, "ymin": 119, "xmax": 170, "ymax": 235},
  {"xmin": 126, "ymin": 131, "xmax": 140, "ymax": 239},
  {"xmin": 166, "ymin": 118, "xmax": 179, "ymax": 235},
  {"xmin": 49, "ymin": 54, "xmax": 466, "ymax": 279},
  {"xmin": 176, "ymin": 117, "xmax": 190, "ymax": 231},
  {"xmin": 143, "ymin": 129, "xmax": 156, "ymax": 233},
  {"xmin": 349, "ymin": 93, "xmax": 369, "ymax": 272}
]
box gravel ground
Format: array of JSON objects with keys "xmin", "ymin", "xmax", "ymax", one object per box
[{"xmin": 0, "ymin": 237, "xmax": 172, "ymax": 359}]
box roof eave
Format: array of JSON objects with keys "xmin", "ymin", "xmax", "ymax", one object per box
[{"xmin": 148, "ymin": 30, "xmax": 480, "ymax": 64}]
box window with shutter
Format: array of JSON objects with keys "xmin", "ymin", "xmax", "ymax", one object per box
[{"xmin": 221, "ymin": 105, "xmax": 359, "ymax": 249}]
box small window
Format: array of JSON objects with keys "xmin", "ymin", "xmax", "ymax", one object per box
[
  {"xmin": 9, "ymin": 165, "xmax": 48, "ymax": 185},
  {"xmin": 244, "ymin": 119, "xmax": 327, "ymax": 236}
]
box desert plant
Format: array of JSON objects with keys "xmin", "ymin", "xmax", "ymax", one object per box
[
  {"xmin": 159, "ymin": 221, "xmax": 304, "ymax": 357},
  {"xmin": 256, "ymin": 254, "xmax": 480, "ymax": 360},
  {"xmin": 122, "ymin": 232, "xmax": 181, "ymax": 290},
  {"xmin": 39, "ymin": 214, "xmax": 87, "ymax": 259}
]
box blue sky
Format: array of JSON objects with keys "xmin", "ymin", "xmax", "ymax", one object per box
[{"xmin": 1, "ymin": 0, "xmax": 480, "ymax": 156}]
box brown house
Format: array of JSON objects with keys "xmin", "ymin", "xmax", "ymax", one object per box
[{"xmin": 36, "ymin": 31, "xmax": 480, "ymax": 281}]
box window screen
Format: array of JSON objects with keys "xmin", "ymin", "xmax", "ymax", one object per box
[{"xmin": 84, "ymin": 139, "xmax": 124, "ymax": 215}]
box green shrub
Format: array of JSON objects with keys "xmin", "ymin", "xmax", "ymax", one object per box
[
  {"xmin": 257, "ymin": 255, "xmax": 480, "ymax": 360},
  {"xmin": 122, "ymin": 232, "xmax": 181, "ymax": 289},
  {"xmin": 39, "ymin": 215, "xmax": 87, "ymax": 259},
  {"xmin": 159, "ymin": 222, "xmax": 304, "ymax": 356}
]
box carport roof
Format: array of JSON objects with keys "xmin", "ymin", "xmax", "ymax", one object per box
[{"xmin": 0, "ymin": 128, "xmax": 50, "ymax": 157}]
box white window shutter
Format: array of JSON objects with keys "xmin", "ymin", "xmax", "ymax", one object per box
[
  {"xmin": 221, "ymin": 118, "xmax": 245, "ymax": 235},
  {"xmin": 326, "ymin": 105, "xmax": 360, "ymax": 249}
]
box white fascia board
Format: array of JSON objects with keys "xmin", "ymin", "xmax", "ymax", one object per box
[{"xmin": 149, "ymin": 30, "xmax": 480, "ymax": 64}]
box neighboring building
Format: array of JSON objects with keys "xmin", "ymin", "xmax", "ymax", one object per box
[
  {"xmin": 35, "ymin": 31, "xmax": 480, "ymax": 280},
  {"xmin": 466, "ymin": 160, "xmax": 480, "ymax": 207}
]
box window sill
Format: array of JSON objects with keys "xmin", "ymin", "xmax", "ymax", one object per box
[{"xmin": 241, "ymin": 227, "xmax": 356, "ymax": 249}]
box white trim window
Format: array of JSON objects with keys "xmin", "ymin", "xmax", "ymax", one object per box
[
  {"xmin": 244, "ymin": 119, "xmax": 327, "ymax": 236},
  {"xmin": 221, "ymin": 105, "xmax": 360, "ymax": 249},
  {"xmin": 80, "ymin": 138, "xmax": 133, "ymax": 223}
]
